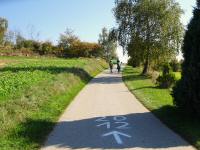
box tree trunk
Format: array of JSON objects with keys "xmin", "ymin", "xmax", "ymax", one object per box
[
  {"xmin": 142, "ymin": 20, "xmax": 151, "ymax": 75},
  {"xmin": 142, "ymin": 56, "xmax": 149, "ymax": 75}
]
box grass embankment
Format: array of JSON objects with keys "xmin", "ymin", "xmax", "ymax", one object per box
[
  {"xmin": 123, "ymin": 66, "xmax": 200, "ymax": 149},
  {"xmin": 0, "ymin": 56, "xmax": 107, "ymax": 150}
]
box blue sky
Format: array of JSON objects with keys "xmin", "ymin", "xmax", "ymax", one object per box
[
  {"xmin": 0, "ymin": 0, "xmax": 116, "ymax": 43},
  {"xmin": 0, "ymin": 0, "xmax": 196, "ymax": 44}
]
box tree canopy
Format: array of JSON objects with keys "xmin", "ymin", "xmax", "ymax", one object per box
[
  {"xmin": 114, "ymin": 0, "xmax": 184, "ymax": 74},
  {"xmin": 98, "ymin": 27, "xmax": 117, "ymax": 61},
  {"xmin": 0, "ymin": 18, "xmax": 8, "ymax": 45}
]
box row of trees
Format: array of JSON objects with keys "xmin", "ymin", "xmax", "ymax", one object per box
[
  {"xmin": 0, "ymin": 18, "xmax": 117, "ymax": 59},
  {"xmin": 114, "ymin": 0, "xmax": 200, "ymax": 116},
  {"xmin": 114, "ymin": 0, "xmax": 184, "ymax": 74}
]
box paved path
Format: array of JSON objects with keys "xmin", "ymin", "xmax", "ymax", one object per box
[{"xmin": 42, "ymin": 70, "xmax": 196, "ymax": 150}]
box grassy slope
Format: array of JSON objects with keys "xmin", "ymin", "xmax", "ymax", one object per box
[
  {"xmin": 0, "ymin": 56, "xmax": 107, "ymax": 150},
  {"xmin": 123, "ymin": 66, "xmax": 200, "ymax": 150}
]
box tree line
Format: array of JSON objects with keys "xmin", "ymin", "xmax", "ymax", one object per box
[
  {"xmin": 113, "ymin": 0, "xmax": 200, "ymax": 117},
  {"xmin": 0, "ymin": 19, "xmax": 117, "ymax": 60}
]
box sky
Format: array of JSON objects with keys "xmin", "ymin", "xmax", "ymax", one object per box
[
  {"xmin": 0, "ymin": 0, "xmax": 116, "ymax": 43},
  {"xmin": 0, "ymin": 0, "xmax": 197, "ymax": 62}
]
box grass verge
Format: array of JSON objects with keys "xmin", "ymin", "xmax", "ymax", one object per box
[
  {"xmin": 123, "ymin": 66, "xmax": 200, "ymax": 150},
  {"xmin": 0, "ymin": 56, "xmax": 107, "ymax": 150}
]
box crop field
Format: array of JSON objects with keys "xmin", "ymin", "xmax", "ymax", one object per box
[{"xmin": 0, "ymin": 56, "xmax": 107, "ymax": 149}]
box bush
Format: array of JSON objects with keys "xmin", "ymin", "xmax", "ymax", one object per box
[
  {"xmin": 170, "ymin": 59, "xmax": 181, "ymax": 72},
  {"xmin": 157, "ymin": 73, "xmax": 176, "ymax": 88},
  {"xmin": 39, "ymin": 41, "xmax": 53, "ymax": 55},
  {"xmin": 127, "ymin": 57, "xmax": 140, "ymax": 67},
  {"xmin": 156, "ymin": 63, "xmax": 176, "ymax": 88}
]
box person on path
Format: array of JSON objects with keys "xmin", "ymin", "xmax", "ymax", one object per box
[
  {"xmin": 117, "ymin": 59, "xmax": 121, "ymax": 73},
  {"xmin": 109, "ymin": 60, "xmax": 113, "ymax": 73}
]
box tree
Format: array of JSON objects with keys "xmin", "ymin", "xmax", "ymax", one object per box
[
  {"xmin": 172, "ymin": 0, "xmax": 200, "ymax": 116},
  {"xmin": 98, "ymin": 27, "xmax": 117, "ymax": 61},
  {"xmin": 40, "ymin": 41, "xmax": 54, "ymax": 55},
  {"xmin": 58, "ymin": 28, "xmax": 80, "ymax": 51},
  {"xmin": 0, "ymin": 17, "xmax": 8, "ymax": 45},
  {"xmin": 58, "ymin": 28, "xmax": 103, "ymax": 57},
  {"xmin": 15, "ymin": 31, "xmax": 26, "ymax": 49},
  {"xmin": 4, "ymin": 30, "xmax": 15, "ymax": 47},
  {"xmin": 114, "ymin": 0, "xmax": 184, "ymax": 74}
]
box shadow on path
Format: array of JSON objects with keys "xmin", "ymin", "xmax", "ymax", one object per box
[
  {"xmin": 37, "ymin": 112, "xmax": 191, "ymax": 149},
  {"xmin": 91, "ymin": 76, "xmax": 122, "ymax": 84}
]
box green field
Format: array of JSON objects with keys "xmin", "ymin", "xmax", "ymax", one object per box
[
  {"xmin": 123, "ymin": 66, "xmax": 200, "ymax": 150},
  {"xmin": 0, "ymin": 56, "xmax": 107, "ymax": 150}
]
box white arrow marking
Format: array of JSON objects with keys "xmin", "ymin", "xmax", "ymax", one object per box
[
  {"xmin": 96, "ymin": 122, "xmax": 111, "ymax": 129},
  {"xmin": 102, "ymin": 131, "xmax": 131, "ymax": 145}
]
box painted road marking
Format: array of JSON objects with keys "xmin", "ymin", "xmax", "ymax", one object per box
[
  {"xmin": 115, "ymin": 122, "xmax": 130, "ymax": 129},
  {"xmin": 95, "ymin": 117, "xmax": 108, "ymax": 122},
  {"xmin": 96, "ymin": 122, "xmax": 111, "ymax": 129},
  {"xmin": 113, "ymin": 116, "xmax": 127, "ymax": 121},
  {"xmin": 95, "ymin": 116, "xmax": 132, "ymax": 145},
  {"xmin": 102, "ymin": 131, "xmax": 132, "ymax": 145}
]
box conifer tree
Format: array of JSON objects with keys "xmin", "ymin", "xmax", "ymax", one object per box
[{"xmin": 173, "ymin": 0, "xmax": 200, "ymax": 115}]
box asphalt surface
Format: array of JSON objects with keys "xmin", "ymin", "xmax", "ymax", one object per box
[{"xmin": 42, "ymin": 69, "xmax": 196, "ymax": 150}]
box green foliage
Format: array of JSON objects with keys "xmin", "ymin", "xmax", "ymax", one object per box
[
  {"xmin": 98, "ymin": 27, "xmax": 117, "ymax": 61},
  {"xmin": 173, "ymin": 1, "xmax": 200, "ymax": 116},
  {"xmin": 156, "ymin": 63, "xmax": 176, "ymax": 88},
  {"xmin": 157, "ymin": 73, "xmax": 176, "ymax": 89},
  {"xmin": 127, "ymin": 34, "xmax": 145, "ymax": 68},
  {"xmin": 1, "ymin": 26, "xmax": 104, "ymax": 58},
  {"xmin": 114, "ymin": 0, "xmax": 184, "ymax": 74},
  {"xmin": 58, "ymin": 29, "xmax": 103, "ymax": 58},
  {"xmin": 15, "ymin": 32, "xmax": 25, "ymax": 49},
  {"xmin": 127, "ymin": 57, "xmax": 140, "ymax": 67},
  {"xmin": 170, "ymin": 59, "xmax": 181, "ymax": 72},
  {"xmin": 58, "ymin": 28, "xmax": 80, "ymax": 51},
  {"xmin": 0, "ymin": 56, "xmax": 107, "ymax": 149},
  {"xmin": 0, "ymin": 17, "xmax": 8, "ymax": 45},
  {"xmin": 15, "ymin": 39, "xmax": 44, "ymax": 54}
]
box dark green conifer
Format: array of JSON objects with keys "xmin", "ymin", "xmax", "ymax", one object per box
[{"xmin": 173, "ymin": 0, "xmax": 200, "ymax": 115}]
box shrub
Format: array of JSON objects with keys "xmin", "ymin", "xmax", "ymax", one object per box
[
  {"xmin": 39, "ymin": 41, "xmax": 53, "ymax": 55},
  {"xmin": 157, "ymin": 72, "xmax": 176, "ymax": 88},
  {"xmin": 170, "ymin": 59, "xmax": 181, "ymax": 72},
  {"xmin": 127, "ymin": 57, "xmax": 140, "ymax": 67},
  {"xmin": 156, "ymin": 63, "xmax": 176, "ymax": 88}
]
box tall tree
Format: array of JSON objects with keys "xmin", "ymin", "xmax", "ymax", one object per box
[
  {"xmin": 173, "ymin": 0, "xmax": 200, "ymax": 115},
  {"xmin": 58, "ymin": 28, "xmax": 80, "ymax": 51},
  {"xmin": 114, "ymin": 0, "xmax": 183, "ymax": 74},
  {"xmin": 98, "ymin": 27, "xmax": 117, "ymax": 61},
  {"xmin": 0, "ymin": 17, "xmax": 8, "ymax": 45}
]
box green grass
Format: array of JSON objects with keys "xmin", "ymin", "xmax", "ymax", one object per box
[
  {"xmin": 0, "ymin": 56, "xmax": 107, "ymax": 150},
  {"xmin": 123, "ymin": 66, "xmax": 200, "ymax": 150}
]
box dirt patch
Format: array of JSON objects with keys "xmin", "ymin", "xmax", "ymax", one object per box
[
  {"xmin": 0, "ymin": 60, "xmax": 13, "ymax": 67},
  {"xmin": 0, "ymin": 62, "xmax": 5, "ymax": 67}
]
